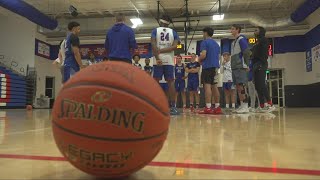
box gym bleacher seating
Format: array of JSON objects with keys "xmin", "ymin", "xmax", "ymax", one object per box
[{"xmin": 0, "ymin": 66, "xmax": 27, "ymax": 108}]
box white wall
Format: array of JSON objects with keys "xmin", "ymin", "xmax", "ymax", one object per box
[
  {"xmin": 271, "ymin": 52, "xmax": 305, "ymax": 85},
  {"xmin": 0, "ymin": 8, "xmax": 37, "ymax": 75},
  {"xmin": 35, "ymin": 56, "xmax": 62, "ymax": 99}
]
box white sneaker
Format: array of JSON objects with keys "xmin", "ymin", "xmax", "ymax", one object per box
[
  {"xmin": 266, "ymin": 104, "xmax": 276, "ymax": 113},
  {"xmin": 236, "ymin": 107, "xmax": 249, "ymax": 114},
  {"xmin": 249, "ymin": 107, "xmax": 256, "ymax": 113}
]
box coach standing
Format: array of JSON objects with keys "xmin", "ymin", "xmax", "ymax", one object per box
[
  {"xmin": 105, "ymin": 13, "xmax": 137, "ymax": 63},
  {"xmin": 252, "ymin": 26, "xmax": 275, "ymax": 112}
]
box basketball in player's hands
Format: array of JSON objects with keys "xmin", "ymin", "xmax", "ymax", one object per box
[{"xmin": 51, "ymin": 61, "xmax": 170, "ymax": 178}]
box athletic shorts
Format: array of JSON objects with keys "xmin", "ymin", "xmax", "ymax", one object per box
[
  {"xmin": 201, "ymin": 67, "xmax": 218, "ymax": 85},
  {"xmin": 223, "ymin": 82, "xmax": 235, "ymax": 90},
  {"xmin": 159, "ymin": 83, "xmax": 169, "ymax": 91},
  {"xmin": 175, "ymin": 79, "xmax": 185, "ymax": 92},
  {"xmin": 63, "ymin": 65, "xmax": 80, "ymax": 83},
  {"xmin": 188, "ymin": 79, "xmax": 199, "ymax": 91},
  {"xmin": 153, "ymin": 65, "xmax": 174, "ymax": 81},
  {"xmin": 232, "ymin": 68, "xmax": 248, "ymax": 85}
]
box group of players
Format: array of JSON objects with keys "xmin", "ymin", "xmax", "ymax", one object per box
[
  {"xmin": 57, "ymin": 13, "xmax": 275, "ymax": 116},
  {"xmin": 130, "ymin": 15, "xmax": 275, "ymax": 115}
]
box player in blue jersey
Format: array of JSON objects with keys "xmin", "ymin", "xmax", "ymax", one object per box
[
  {"xmin": 151, "ymin": 15, "xmax": 180, "ymax": 115},
  {"xmin": 198, "ymin": 27, "xmax": 222, "ymax": 115},
  {"xmin": 63, "ymin": 22, "xmax": 84, "ymax": 83},
  {"xmin": 186, "ymin": 53, "xmax": 200, "ymax": 112},
  {"xmin": 174, "ymin": 55, "xmax": 187, "ymax": 109},
  {"xmin": 144, "ymin": 58, "xmax": 153, "ymax": 75}
]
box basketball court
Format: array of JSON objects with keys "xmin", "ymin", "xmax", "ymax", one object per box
[{"xmin": 1, "ymin": 0, "xmax": 320, "ymax": 179}]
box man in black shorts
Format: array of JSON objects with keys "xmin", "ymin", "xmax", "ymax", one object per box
[{"xmin": 198, "ymin": 27, "xmax": 222, "ymax": 114}]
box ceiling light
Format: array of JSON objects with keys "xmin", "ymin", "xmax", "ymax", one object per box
[
  {"xmin": 130, "ymin": 18, "xmax": 143, "ymax": 25},
  {"xmin": 212, "ymin": 14, "xmax": 224, "ymax": 21},
  {"xmin": 132, "ymin": 24, "xmax": 138, "ymax": 29}
]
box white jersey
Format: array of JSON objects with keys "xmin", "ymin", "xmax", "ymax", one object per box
[
  {"xmin": 153, "ymin": 27, "xmax": 178, "ymax": 66},
  {"xmin": 223, "ymin": 60, "xmax": 233, "ymax": 82},
  {"xmin": 59, "ymin": 39, "xmax": 66, "ymax": 65}
]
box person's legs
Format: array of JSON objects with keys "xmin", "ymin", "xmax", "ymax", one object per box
[
  {"xmin": 225, "ymin": 89, "xmax": 230, "ymax": 108},
  {"xmin": 212, "ymin": 84, "xmax": 220, "ymax": 108},
  {"xmin": 164, "ymin": 65, "xmax": 179, "ymax": 115},
  {"xmin": 230, "ymin": 88, "xmax": 236, "ymax": 109},
  {"xmin": 248, "ymin": 81, "xmax": 256, "ymax": 109},
  {"xmin": 181, "ymin": 80, "xmax": 186, "ymax": 108},
  {"xmin": 195, "ymin": 89, "xmax": 200, "ymax": 108},
  {"xmin": 254, "ymin": 68, "xmax": 266, "ymax": 108},
  {"xmin": 234, "ymin": 69, "xmax": 249, "ymax": 113}
]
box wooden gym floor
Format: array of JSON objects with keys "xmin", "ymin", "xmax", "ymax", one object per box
[{"xmin": 0, "ymin": 108, "xmax": 320, "ymax": 179}]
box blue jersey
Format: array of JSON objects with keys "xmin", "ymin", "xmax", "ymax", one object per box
[
  {"xmin": 200, "ymin": 38, "xmax": 220, "ymax": 69},
  {"xmin": 64, "ymin": 33, "xmax": 80, "ymax": 68},
  {"xmin": 144, "ymin": 65, "xmax": 153, "ymax": 73},
  {"xmin": 175, "ymin": 64, "xmax": 185, "ymax": 80},
  {"xmin": 187, "ymin": 62, "xmax": 200, "ymax": 80}
]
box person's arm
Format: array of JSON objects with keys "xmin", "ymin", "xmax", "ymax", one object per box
[
  {"xmin": 198, "ymin": 41, "xmax": 207, "ymax": 63},
  {"xmin": 151, "ymin": 29, "xmax": 161, "ymax": 64},
  {"xmin": 129, "ymin": 28, "xmax": 137, "ymax": 51},
  {"xmin": 104, "ymin": 33, "xmax": 109, "ymax": 58},
  {"xmin": 193, "ymin": 62, "xmax": 200, "ymax": 73},
  {"xmin": 159, "ymin": 31, "xmax": 179, "ymax": 53},
  {"xmin": 70, "ymin": 35, "xmax": 84, "ymax": 68},
  {"xmin": 239, "ymin": 38, "xmax": 251, "ymax": 67}
]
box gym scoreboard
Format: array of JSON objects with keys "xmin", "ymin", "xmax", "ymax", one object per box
[{"xmin": 248, "ymin": 37, "xmax": 274, "ymax": 56}]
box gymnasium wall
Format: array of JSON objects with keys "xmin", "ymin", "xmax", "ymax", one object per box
[
  {"xmin": 0, "ymin": 8, "xmax": 36, "ymax": 75},
  {"xmin": 34, "ymin": 56, "xmax": 62, "ymax": 99}
]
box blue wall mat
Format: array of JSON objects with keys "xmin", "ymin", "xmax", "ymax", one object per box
[
  {"xmin": 0, "ymin": 91, "xmax": 26, "ymax": 96},
  {"xmin": 0, "ymin": 103, "xmax": 26, "ymax": 107}
]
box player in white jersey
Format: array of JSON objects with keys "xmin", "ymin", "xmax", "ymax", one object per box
[
  {"xmin": 53, "ymin": 39, "xmax": 66, "ymax": 83},
  {"xmin": 151, "ymin": 15, "xmax": 180, "ymax": 115},
  {"xmin": 222, "ymin": 52, "xmax": 236, "ymax": 110}
]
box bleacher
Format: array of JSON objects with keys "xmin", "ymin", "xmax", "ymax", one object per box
[{"xmin": 0, "ymin": 62, "xmax": 38, "ymax": 108}]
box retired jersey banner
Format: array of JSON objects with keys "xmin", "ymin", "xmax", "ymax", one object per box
[
  {"xmin": 312, "ymin": 44, "xmax": 320, "ymax": 63},
  {"xmin": 134, "ymin": 43, "xmax": 151, "ymax": 58},
  {"xmin": 35, "ymin": 39, "xmax": 51, "ymax": 59},
  {"xmin": 306, "ymin": 49, "xmax": 312, "ymax": 72}
]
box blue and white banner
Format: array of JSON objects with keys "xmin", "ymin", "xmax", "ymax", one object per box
[
  {"xmin": 306, "ymin": 49, "xmax": 312, "ymax": 72},
  {"xmin": 312, "ymin": 44, "xmax": 320, "ymax": 63}
]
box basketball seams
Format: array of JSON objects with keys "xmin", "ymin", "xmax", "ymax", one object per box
[
  {"xmin": 52, "ymin": 120, "xmax": 168, "ymax": 142},
  {"xmin": 62, "ymin": 82, "xmax": 169, "ymax": 117}
]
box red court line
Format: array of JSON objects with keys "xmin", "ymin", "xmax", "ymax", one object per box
[{"xmin": 0, "ymin": 153, "xmax": 320, "ymax": 176}]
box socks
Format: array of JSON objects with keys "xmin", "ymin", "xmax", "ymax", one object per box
[
  {"xmin": 206, "ymin": 103, "xmax": 211, "ymax": 108},
  {"xmin": 196, "ymin": 104, "xmax": 199, "ymax": 108},
  {"xmin": 226, "ymin": 104, "xmax": 230, "ymax": 108},
  {"xmin": 232, "ymin": 103, "xmax": 236, "ymax": 108},
  {"xmin": 243, "ymin": 103, "xmax": 248, "ymax": 108},
  {"xmin": 268, "ymin": 101, "xmax": 273, "ymax": 106},
  {"xmin": 215, "ymin": 103, "xmax": 220, "ymax": 108}
]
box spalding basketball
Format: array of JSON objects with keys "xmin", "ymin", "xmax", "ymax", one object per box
[{"xmin": 52, "ymin": 61, "xmax": 170, "ymax": 178}]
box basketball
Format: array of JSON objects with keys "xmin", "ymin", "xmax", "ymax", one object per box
[{"xmin": 51, "ymin": 61, "xmax": 170, "ymax": 178}]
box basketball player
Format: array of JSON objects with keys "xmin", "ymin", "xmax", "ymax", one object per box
[
  {"xmin": 174, "ymin": 55, "xmax": 187, "ymax": 109},
  {"xmin": 144, "ymin": 58, "xmax": 153, "ymax": 75},
  {"xmin": 151, "ymin": 15, "xmax": 180, "ymax": 115},
  {"xmin": 198, "ymin": 27, "xmax": 222, "ymax": 114},
  {"xmin": 252, "ymin": 26, "xmax": 275, "ymax": 112},
  {"xmin": 105, "ymin": 13, "xmax": 137, "ymax": 63},
  {"xmin": 222, "ymin": 52, "xmax": 236, "ymax": 110},
  {"xmin": 133, "ymin": 55, "xmax": 142, "ymax": 69},
  {"xmin": 230, "ymin": 24, "xmax": 251, "ymax": 114},
  {"xmin": 186, "ymin": 53, "xmax": 200, "ymax": 111},
  {"xmin": 248, "ymin": 60, "xmax": 258, "ymax": 112},
  {"xmin": 63, "ymin": 22, "xmax": 84, "ymax": 83},
  {"xmin": 53, "ymin": 39, "xmax": 66, "ymax": 83}
]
